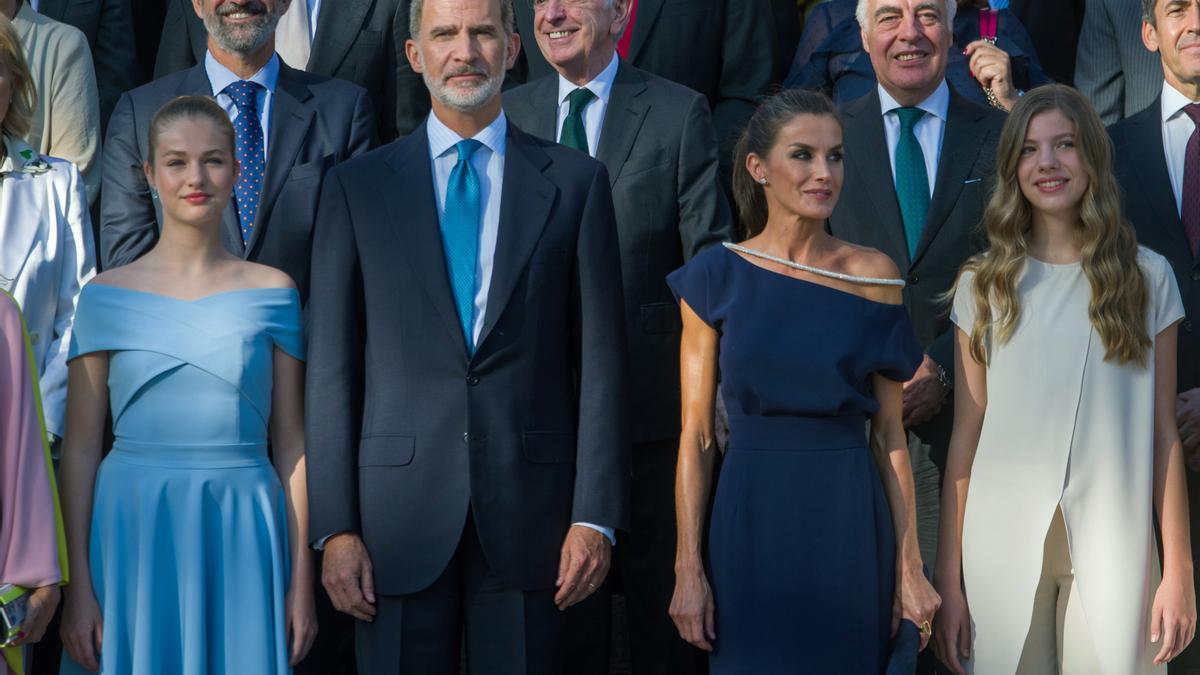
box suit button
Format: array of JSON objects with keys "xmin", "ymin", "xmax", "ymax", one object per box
[
  {"xmin": 1192, "ymin": 272, "xmax": 1200, "ymax": 282},
  {"xmin": 1185, "ymin": 321, "xmax": 1194, "ymax": 334},
  {"xmin": 463, "ymin": 432, "xmax": 470, "ymax": 444},
  {"xmin": 907, "ymin": 274, "xmax": 919, "ymax": 285},
  {"xmin": 466, "ymin": 374, "xmax": 480, "ymax": 386}
]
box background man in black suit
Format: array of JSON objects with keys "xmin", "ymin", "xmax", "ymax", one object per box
[
  {"xmin": 100, "ymin": 0, "xmax": 377, "ymax": 305},
  {"xmin": 154, "ymin": 0, "xmax": 407, "ymax": 141},
  {"xmin": 1109, "ymin": 0, "xmax": 1200, "ymax": 670},
  {"xmin": 504, "ymin": 0, "xmax": 733, "ymax": 672},
  {"xmin": 511, "ymin": 0, "xmax": 774, "ymax": 181},
  {"xmin": 307, "ymin": 0, "xmax": 629, "ymax": 671},
  {"xmin": 34, "ymin": 0, "xmax": 138, "ymax": 131},
  {"xmin": 830, "ymin": 8, "xmax": 1002, "ymax": 666},
  {"xmin": 1077, "ymin": 0, "xmax": 1165, "ymax": 123}
]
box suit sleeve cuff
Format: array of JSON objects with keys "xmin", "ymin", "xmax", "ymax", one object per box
[{"xmin": 573, "ymin": 522, "xmax": 616, "ymax": 546}]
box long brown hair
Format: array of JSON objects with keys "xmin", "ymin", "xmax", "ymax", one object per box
[{"xmin": 957, "ymin": 85, "xmax": 1150, "ymax": 366}]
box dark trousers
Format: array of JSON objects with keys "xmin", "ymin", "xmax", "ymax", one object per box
[
  {"xmin": 296, "ymin": 569, "xmax": 357, "ymax": 675},
  {"xmin": 563, "ymin": 440, "xmax": 707, "ymax": 675},
  {"xmin": 357, "ymin": 514, "xmax": 565, "ymax": 674}
]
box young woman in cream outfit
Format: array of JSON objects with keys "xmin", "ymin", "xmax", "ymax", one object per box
[{"xmin": 932, "ymin": 85, "xmax": 1197, "ymax": 675}]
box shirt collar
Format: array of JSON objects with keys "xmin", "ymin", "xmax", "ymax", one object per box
[
  {"xmin": 878, "ymin": 80, "xmax": 951, "ymax": 122},
  {"xmin": 0, "ymin": 135, "xmax": 51, "ymax": 176},
  {"xmin": 1162, "ymin": 80, "xmax": 1200, "ymax": 125},
  {"xmin": 426, "ymin": 109, "xmax": 508, "ymax": 160},
  {"xmin": 205, "ymin": 50, "xmax": 281, "ymax": 97},
  {"xmin": 556, "ymin": 53, "xmax": 620, "ymax": 108}
]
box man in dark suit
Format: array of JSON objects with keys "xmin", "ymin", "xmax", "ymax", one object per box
[
  {"xmin": 100, "ymin": 0, "xmax": 377, "ymax": 305},
  {"xmin": 154, "ymin": 0, "xmax": 406, "ymax": 141},
  {"xmin": 504, "ymin": 1, "xmax": 732, "ymax": 672},
  {"xmin": 1109, "ymin": 0, "xmax": 1200, "ymax": 670},
  {"xmin": 34, "ymin": 0, "xmax": 139, "ymax": 131},
  {"xmin": 830, "ymin": 9, "xmax": 1002, "ymax": 671},
  {"xmin": 511, "ymin": 0, "xmax": 773, "ymax": 180},
  {"xmin": 1006, "ymin": 0, "xmax": 1085, "ymax": 86},
  {"xmin": 307, "ymin": 0, "xmax": 629, "ymax": 672},
  {"xmin": 1077, "ymin": 0, "xmax": 1164, "ymax": 123}
]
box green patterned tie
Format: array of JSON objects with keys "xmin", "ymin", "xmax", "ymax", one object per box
[
  {"xmin": 894, "ymin": 107, "xmax": 930, "ymax": 260},
  {"xmin": 559, "ymin": 87, "xmax": 596, "ymax": 153}
]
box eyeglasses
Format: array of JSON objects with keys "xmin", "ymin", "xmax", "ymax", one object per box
[{"xmin": 529, "ymin": 0, "xmax": 597, "ymax": 9}]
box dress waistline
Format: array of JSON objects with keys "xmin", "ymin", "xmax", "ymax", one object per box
[
  {"xmin": 726, "ymin": 413, "xmax": 866, "ymax": 452},
  {"xmin": 108, "ymin": 439, "xmax": 270, "ymax": 469}
]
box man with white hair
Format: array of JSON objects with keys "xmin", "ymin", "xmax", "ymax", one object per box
[{"xmin": 828, "ymin": 4, "xmax": 1002, "ymax": 669}]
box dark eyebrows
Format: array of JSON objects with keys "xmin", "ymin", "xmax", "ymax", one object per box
[
  {"xmin": 428, "ymin": 24, "xmax": 458, "ymax": 36},
  {"xmin": 786, "ymin": 143, "xmax": 844, "ymax": 152}
]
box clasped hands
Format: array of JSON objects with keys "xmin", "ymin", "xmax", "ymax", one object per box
[
  {"xmin": 321, "ymin": 525, "xmax": 611, "ymax": 621},
  {"xmin": 903, "ymin": 354, "xmax": 949, "ymax": 428}
]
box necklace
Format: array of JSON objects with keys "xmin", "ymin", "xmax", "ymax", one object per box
[{"xmin": 724, "ymin": 242, "xmax": 906, "ymax": 287}]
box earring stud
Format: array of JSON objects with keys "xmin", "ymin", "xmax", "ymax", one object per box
[{"xmin": 757, "ymin": 177, "xmax": 768, "ymax": 185}]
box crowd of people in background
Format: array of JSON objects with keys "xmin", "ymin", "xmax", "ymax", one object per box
[{"xmin": 1, "ymin": 0, "xmax": 1199, "ymax": 674}]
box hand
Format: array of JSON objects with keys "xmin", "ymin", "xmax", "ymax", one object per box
[
  {"xmin": 286, "ymin": 577, "xmax": 319, "ymax": 667},
  {"xmin": 1151, "ymin": 571, "xmax": 1197, "ymax": 665},
  {"xmin": 321, "ymin": 532, "xmax": 377, "ymax": 622},
  {"xmin": 9, "ymin": 584, "xmax": 60, "ymax": 646},
  {"xmin": 669, "ymin": 563, "xmax": 716, "ymax": 651},
  {"xmin": 1177, "ymin": 388, "xmax": 1200, "ymax": 469},
  {"xmin": 554, "ymin": 525, "xmax": 611, "ymax": 610},
  {"xmin": 61, "ymin": 586, "xmax": 104, "ymax": 672},
  {"xmin": 932, "ymin": 584, "xmax": 972, "ymax": 674},
  {"xmin": 964, "ymin": 40, "xmax": 1017, "ymax": 109},
  {"xmin": 895, "ymin": 565, "xmax": 941, "ymax": 652},
  {"xmin": 902, "ymin": 355, "xmax": 949, "ymax": 427}
]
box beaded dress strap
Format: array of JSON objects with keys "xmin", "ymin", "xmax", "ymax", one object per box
[{"xmin": 723, "ymin": 243, "xmax": 906, "ymax": 287}]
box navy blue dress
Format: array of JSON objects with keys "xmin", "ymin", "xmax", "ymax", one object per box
[{"xmin": 667, "ymin": 246, "xmax": 923, "ymax": 674}]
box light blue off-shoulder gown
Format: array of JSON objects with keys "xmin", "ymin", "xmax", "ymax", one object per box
[{"xmin": 59, "ymin": 285, "xmax": 304, "ymax": 675}]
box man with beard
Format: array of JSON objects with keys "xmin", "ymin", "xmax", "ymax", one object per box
[
  {"xmin": 100, "ymin": 0, "xmax": 376, "ymax": 305},
  {"xmin": 97, "ymin": 7, "xmax": 374, "ymax": 669},
  {"xmin": 305, "ymin": 0, "xmax": 630, "ymax": 671}
]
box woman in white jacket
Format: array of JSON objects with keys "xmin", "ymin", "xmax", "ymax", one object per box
[{"xmin": 0, "ymin": 13, "xmax": 94, "ymax": 440}]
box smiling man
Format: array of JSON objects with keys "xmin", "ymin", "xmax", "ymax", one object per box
[
  {"xmin": 828, "ymin": 7, "xmax": 1003, "ymax": 664},
  {"xmin": 305, "ymin": 0, "xmax": 630, "ymax": 672},
  {"xmin": 503, "ymin": 1, "xmax": 732, "ymax": 673},
  {"xmin": 1108, "ymin": 3, "xmax": 1200, "ymax": 670}
]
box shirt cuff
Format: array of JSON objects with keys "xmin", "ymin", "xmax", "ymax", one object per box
[{"xmin": 573, "ymin": 522, "xmax": 616, "ymax": 546}]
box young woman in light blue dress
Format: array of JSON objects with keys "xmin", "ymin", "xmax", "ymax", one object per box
[{"xmin": 57, "ymin": 96, "xmax": 317, "ymax": 674}]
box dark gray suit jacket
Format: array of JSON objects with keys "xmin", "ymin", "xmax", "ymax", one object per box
[
  {"xmin": 100, "ymin": 62, "xmax": 377, "ymax": 301},
  {"xmin": 36, "ymin": 0, "xmax": 139, "ymax": 130},
  {"xmin": 831, "ymin": 87, "xmax": 1004, "ymax": 461},
  {"xmin": 305, "ymin": 121, "xmax": 630, "ymax": 594},
  {"xmin": 154, "ymin": 0, "xmax": 406, "ymax": 141},
  {"xmin": 1076, "ymin": 0, "xmax": 1162, "ymax": 123},
  {"xmin": 504, "ymin": 63, "xmax": 734, "ymax": 444}
]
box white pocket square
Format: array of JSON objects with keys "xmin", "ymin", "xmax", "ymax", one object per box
[{"xmin": 963, "ymin": 178, "xmax": 982, "ymax": 184}]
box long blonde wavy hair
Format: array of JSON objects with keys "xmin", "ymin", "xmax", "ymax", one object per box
[{"xmin": 957, "ymin": 85, "xmax": 1150, "ymax": 366}]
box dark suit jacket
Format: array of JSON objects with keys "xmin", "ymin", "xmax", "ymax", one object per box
[
  {"xmin": 1110, "ymin": 98, "xmax": 1200, "ymax": 392},
  {"xmin": 36, "ymin": 0, "xmax": 139, "ymax": 131},
  {"xmin": 504, "ymin": 62, "xmax": 734, "ymax": 444},
  {"xmin": 154, "ymin": 0, "xmax": 406, "ymax": 141},
  {"xmin": 830, "ymin": 87, "xmax": 1003, "ymax": 459},
  {"xmin": 100, "ymin": 62, "xmax": 377, "ymax": 301},
  {"xmin": 1076, "ymin": 0, "xmax": 1163, "ymax": 123},
  {"xmin": 305, "ymin": 121, "xmax": 630, "ymax": 594},
  {"xmin": 1007, "ymin": 0, "xmax": 1085, "ymax": 85},
  {"xmin": 511, "ymin": 0, "xmax": 774, "ymax": 176}
]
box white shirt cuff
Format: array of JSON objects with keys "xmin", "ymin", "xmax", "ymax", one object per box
[{"xmin": 574, "ymin": 522, "xmax": 616, "ymax": 546}]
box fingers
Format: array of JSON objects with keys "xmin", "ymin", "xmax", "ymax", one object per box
[
  {"xmin": 705, "ymin": 596, "xmax": 716, "ymax": 641},
  {"xmin": 360, "ymin": 556, "xmax": 376, "ymax": 605},
  {"xmin": 958, "ymin": 619, "xmax": 972, "ymax": 660},
  {"xmin": 556, "ymin": 552, "xmax": 605, "ymax": 609},
  {"xmin": 669, "ymin": 579, "xmax": 715, "ymax": 652},
  {"xmin": 554, "ymin": 548, "xmax": 587, "ymax": 608},
  {"xmin": 1155, "ymin": 620, "xmax": 1178, "ymax": 664},
  {"xmin": 289, "ymin": 616, "xmax": 318, "ymax": 667},
  {"xmin": 323, "ymin": 557, "xmax": 377, "ymax": 622}
]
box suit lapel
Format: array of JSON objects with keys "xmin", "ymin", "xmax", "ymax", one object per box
[
  {"xmin": 175, "ymin": 65, "xmax": 245, "ymax": 248},
  {"xmin": 843, "ymin": 90, "xmax": 910, "ymax": 267},
  {"xmin": 626, "ymin": 0, "xmax": 665, "ymax": 63},
  {"xmin": 596, "ymin": 62, "xmax": 649, "ymax": 186},
  {"xmin": 308, "ymin": 0, "xmax": 372, "ymax": 75},
  {"xmin": 1126, "ymin": 100, "xmax": 1189, "ymax": 263},
  {"xmin": 520, "ymin": 76, "xmax": 560, "ymax": 142},
  {"xmin": 477, "ymin": 126, "xmax": 556, "ymax": 349},
  {"xmin": 247, "ymin": 66, "xmax": 316, "ymax": 257},
  {"xmin": 384, "ymin": 126, "xmax": 469, "ymax": 349},
  {"xmin": 912, "ymin": 92, "xmax": 988, "ymax": 266}
]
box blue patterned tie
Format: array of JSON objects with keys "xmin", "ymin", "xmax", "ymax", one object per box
[
  {"xmin": 441, "ymin": 139, "xmax": 483, "ymax": 353},
  {"xmin": 225, "ymin": 80, "xmax": 265, "ymax": 247},
  {"xmin": 894, "ymin": 107, "xmax": 930, "ymax": 260}
]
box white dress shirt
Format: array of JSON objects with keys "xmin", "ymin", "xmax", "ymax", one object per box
[
  {"xmin": 0, "ymin": 136, "xmax": 96, "ymax": 437},
  {"xmin": 1161, "ymin": 81, "xmax": 1199, "ymax": 217},
  {"xmin": 878, "ymin": 81, "xmax": 950, "ymax": 197},
  {"xmin": 554, "ymin": 54, "xmax": 620, "ymax": 158},
  {"xmin": 425, "ymin": 110, "xmax": 615, "ymax": 545},
  {"xmin": 205, "ymin": 51, "xmax": 280, "ymax": 162}
]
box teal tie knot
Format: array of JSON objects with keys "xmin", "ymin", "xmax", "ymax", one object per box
[
  {"xmin": 455, "ymin": 138, "xmax": 483, "ymax": 162},
  {"xmin": 567, "ymin": 87, "xmax": 596, "ymax": 115},
  {"xmin": 895, "ymin": 106, "xmax": 925, "ymax": 132}
]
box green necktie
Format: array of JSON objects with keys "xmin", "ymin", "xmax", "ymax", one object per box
[
  {"xmin": 559, "ymin": 87, "xmax": 596, "ymax": 154},
  {"xmin": 894, "ymin": 107, "xmax": 930, "ymax": 260}
]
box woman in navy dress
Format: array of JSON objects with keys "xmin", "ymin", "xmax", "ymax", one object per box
[{"xmin": 667, "ymin": 89, "xmax": 941, "ymax": 673}]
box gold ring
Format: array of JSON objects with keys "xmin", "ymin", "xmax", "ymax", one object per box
[
  {"xmin": 920, "ymin": 620, "xmax": 932, "ymax": 636},
  {"xmin": 587, "ymin": 582, "xmax": 597, "ymax": 590}
]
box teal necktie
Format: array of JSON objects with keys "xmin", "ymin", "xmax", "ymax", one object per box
[
  {"xmin": 559, "ymin": 87, "xmax": 596, "ymax": 153},
  {"xmin": 441, "ymin": 139, "xmax": 483, "ymax": 353},
  {"xmin": 894, "ymin": 107, "xmax": 930, "ymax": 260}
]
